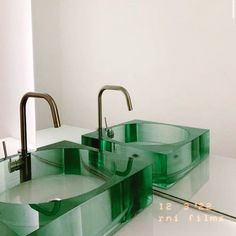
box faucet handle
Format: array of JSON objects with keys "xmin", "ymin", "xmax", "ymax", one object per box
[
  {"xmin": 0, "ymin": 141, "xmax": 23, "ymax": 172},
  {"xmin": 104, "ymin": 117, "xmax": 108, "ymax": 130},
  {"xmin": 104, "ymin": 117, "xmax": 114, "ymax": 138},
  {"xmin": 2, "ymin": 141, "xmax": 8, "ymax": 160}
]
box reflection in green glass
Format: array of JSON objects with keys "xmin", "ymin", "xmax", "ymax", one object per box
[
  {"xmin": 82, "ymin": 120, "xmax": 210, "ymax": 189},
  {"xmin": 153, "ymin": 157, "xmax": 210, "ymax": 203},
  {"xmin": 0, "ymin": 141, "xmax": 152, "ymax": 235}
]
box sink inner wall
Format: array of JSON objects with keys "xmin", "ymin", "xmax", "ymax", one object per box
[{"xmin": 112, "ymin": 123, "xmax": 189, "ymax": 145}]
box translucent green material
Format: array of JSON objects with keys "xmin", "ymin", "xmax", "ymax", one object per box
[
  {"xmin": 0, "ymin": 141, "xmax": 152, "ymax": 235},
  {"xmin": 82, "ymin": 120, "xmax": 210, "ymax": 189}
]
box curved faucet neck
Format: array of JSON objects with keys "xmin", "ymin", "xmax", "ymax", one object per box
[
  {"xmin": 98, "ymin": 85, "xmax": 133, "ymax": 146},
  {"xmin": 20, "ymin": 92, "xmax": 61, "ymax": 155}
]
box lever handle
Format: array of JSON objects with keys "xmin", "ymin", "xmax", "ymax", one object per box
[
  {"xmin": 104, "ymin": 117, "xmax": 108, "ymax": 130},
  {"xmin": 104, "ymin": 117, "xmax": 114, "ymax": 138},
  {"xmin": 2, "ymin": 141, "xmax": 7, "ymax": 160}
]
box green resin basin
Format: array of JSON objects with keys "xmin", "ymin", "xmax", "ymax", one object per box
[
  {"xmin": 0, "ymin": 141, "xmax": 152, "ymax": 236},
  {"xmin": 82, "ymin": 120, "xmax": 210, "ymax": 189}
]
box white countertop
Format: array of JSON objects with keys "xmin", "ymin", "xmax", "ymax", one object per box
[
  {"xmin": 1, "ymin": 125, "xmax": 236, "ymax": 236},
  {"xmin": 115, "ymin": 196, "xmax": 236, "ymax": 236},
  {"xmin": 0, "ymin": 137, "xmax": 20, "ymax": 158},
  {"xmin": 0, "ymin": 125, "xmax": 91, "ymax": 158},
  {"xmin": 36, "ymin": 125, "xmax": 91, "ymax": 147}
]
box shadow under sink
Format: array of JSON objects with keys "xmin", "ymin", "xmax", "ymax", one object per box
[
  {"xmin": 0, "ymin": 141, "xmax": 152, "ymax": 236},
  {"xmin": 82, "ymin": 120, "xmax": 210, "ymax": 189}
]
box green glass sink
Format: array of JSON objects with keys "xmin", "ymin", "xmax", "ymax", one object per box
[
  {"xmin": 0, "ymin": 141, "xmax": 152, "ymax": 235},
  {"xmin": 82, "ymin": 120, "xmax": 210, "ymax": 189}
]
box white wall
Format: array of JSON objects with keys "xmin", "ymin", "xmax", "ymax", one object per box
[
  {"xmin": 0, "ymin": 0, "xmax": 35, "ymax": 144},
  {"xmin": 31, "ymin": 0, "xmax": 63, "ymax": 130},
  {"xmin": 32, "ymin": 0, "xmax": 236, "ymax": 158}
]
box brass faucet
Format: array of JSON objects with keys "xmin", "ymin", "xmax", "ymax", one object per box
[
  {"xmin": 9, "ymin": 92, "xmax": 61, "ymax": 182},
  {"xmin": 98, "ymin": 85, "xmax": 133, "ymax": 149}
]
